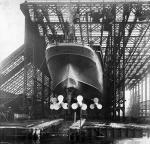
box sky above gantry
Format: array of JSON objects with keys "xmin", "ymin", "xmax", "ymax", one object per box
[{"xmin": 0, "ymin": 0, "xmax": 25, "ymax": 62}]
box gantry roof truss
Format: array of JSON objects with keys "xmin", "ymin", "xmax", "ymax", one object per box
[
  {"xmin": 0, "ymin": 46, "xmax": 50, "ymax": 105},
  {"xmin": 21, "ymin": 1, "xmax": 150, "ymax": 89}
]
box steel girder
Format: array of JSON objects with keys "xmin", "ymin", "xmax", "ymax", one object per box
[
  {"xmin": 0, "ymin": 47, "xmax": 51, "ymax": 117},
  {"xmin": 20, "ymin": 1, "xmax": 150, "ymax": 119}
]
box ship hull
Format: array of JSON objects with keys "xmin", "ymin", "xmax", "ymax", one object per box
[
  {"xmin": 46, "ymin": 44, "xmax": 103, "ymax": 95},
  {"xmin": 45, "ymin": 43, "xmax": 103, "ymax": 99}
]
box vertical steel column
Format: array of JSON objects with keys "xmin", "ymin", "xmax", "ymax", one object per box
[
  {"xmin": 135, "ymin": 85, "xmax": 137, "ymax": 104},
  {"xmin": 136, "ymin": 84, "xmax": 139, "ymax": 116},
  {"xmin": 85, "ymin": 10, "xmax": 90, "ymax": 44},
  {"xmin": 141, "ymin": 80, "xmax": 143, "ymax": 117},
  {"xmin": 118, "ymin": 50, "xmax": 121, "ymax": 120},
  {"xmin": 112, "ymin": 4, "xmax": 117, "ymax": 120},
  {"xmin": 135, "ymin": 84, "xmax": 137, "ymax": 104},
  {"xmin": 42, "ymin": 73, "xmax": 45, "ymax": 118},
  {"xmin": 24, "ymin": 17, "xmax": 28, "ymax": 114},
  {"xmin": 149, "ymin": 73, "xmax": 150, "ymax": 116},
  {"xmin": 137, "ymin": 82, "xmax": 140, "ymax": 116},
  {"xmin": 48, "ymin": 78, "xmax": 51, "ymax": 113},
  {"xmin": 133, "ymin": 86, "xmax": 136, "ymax": 118},
  {"xmin": 132, "ymin": 88, "xmax": 134, "ymax": 104},
  {"xmin": 145, "ymin": 75, "xmax": 147, "ymax": 117},
  {"xmin": 135, "ymin": 84, "xmax": 140, "ymax": 117},
  {"xmin": 130, "ymin": 89, "xmax": 132, "ymax": 104},
  {"xmin": 148, "ymin": 74, "xmax": 150, "ymax": 117},
  {"xmin": 137, "ymin": 83, "xmax": 140, "ymax": 103},
  {"xmin": 32, "ymin": 70, "xmax": 37, "ymax": 118},
  {"xmin": 78, "ymin": 5, "xmax": 84, "ymax": 45},
  {"xmin": 23, "ymin": 53, "xmax": 28, "ymax": 114},
  {"xmin": 139, "ymin": 82, "xmax": 142, "ymax": 117},
  {"xmin": 113, "ymin": 30, "xmax": 117, "ymax": 120},
  {"xmin": 32, "ymin": 34, "xmax": 37, "ymax": 119},
  {"xmin": 122, "ymin": 20, "xmax": 126, "ymax": 121},
  {"xmin": 133, "ymin": 86, "xmax": 135, "ymax": 106},
  {"xmin": 130, "ymin": 88, "xmax": 134, "ymax": 116}
]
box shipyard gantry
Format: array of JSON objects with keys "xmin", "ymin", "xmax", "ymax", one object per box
[{"xmin": 1, "ymin": 0, "xmax": 150, "ymax": 122}]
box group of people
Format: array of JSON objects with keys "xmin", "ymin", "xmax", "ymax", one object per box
[{"xmin": 0, "ymin": 107, "xmax": 14, "ymax": 121}]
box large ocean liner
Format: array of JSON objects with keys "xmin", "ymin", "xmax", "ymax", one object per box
[{"xmin": 45, "ymin": 43, "xmax": 103, "ymax": 104}]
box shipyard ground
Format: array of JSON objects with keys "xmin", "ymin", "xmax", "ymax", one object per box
[{"xmin": 1, "ymin": 119, "xmax": 150, "ymax": 144}]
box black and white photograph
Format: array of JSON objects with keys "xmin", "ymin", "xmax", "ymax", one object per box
[{"xmin": 1, "ymin": 0, "xmax": 150, "ymax": 143}]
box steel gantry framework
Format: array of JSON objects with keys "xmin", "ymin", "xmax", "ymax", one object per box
[
  {"xmin": 20, "ymin": 0, "xmax": 150, "ymax": 120},
  {"xmin": 0, "ymin": 45, "xmax": 52, "ymax": 118},
  {"xmin": 1, "ymin": 0, "xmax": 150, "ymax": 120}
]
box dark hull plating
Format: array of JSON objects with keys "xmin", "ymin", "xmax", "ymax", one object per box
[{"xmin": 45, "ymin": 43, "xmax": 103, "ymax": 99}]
